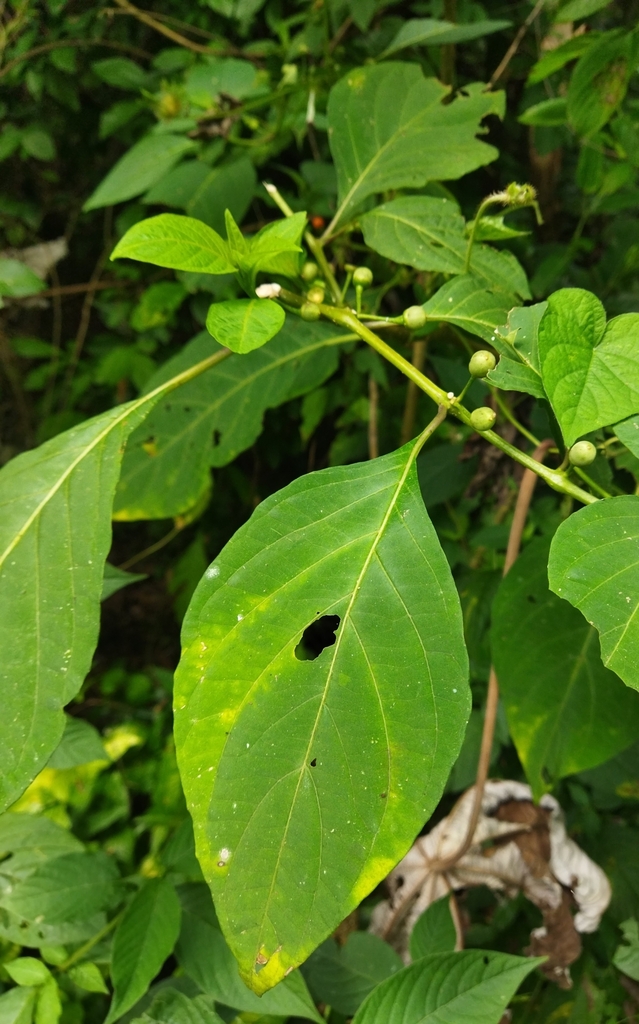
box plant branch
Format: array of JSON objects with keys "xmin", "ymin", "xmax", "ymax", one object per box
[
  {"xmin": 0, "ymin": 38, "xmax": 151, "ymax": 79},
  {"xmin": 400, "ymin": 339, "xmax": 428, "ymax": 445},
  {"xmin": 118, "ymin": 524, "xmax": 181, "ymax": 571},
  {"xmin": 109, "ymin": 0, "xmax": 219, "ymax": 54},
  {"xmin": 263, "ymin": 182, "xmax": 342, "ymax": 304},
  {"xmin": 489, "ymin": 0, "xmax": 546, "ymax": 87},
  {"xmin": 279, "ymin": 292, "xmax": 597, "ymax": 505},
  {"xmin": 58, "ymin": 910, "xmax": 124, "ymax": 972},
  {"xmin": 430, "ymin": 439, "xmax": 555, "ymax": 875}
]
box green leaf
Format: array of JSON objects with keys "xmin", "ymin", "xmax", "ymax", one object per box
[
  {"xmin": 420, "ymin": 276, "xmax": 513, "ymax": 343},
  {"xmin": 101, "ymin": 563, "xmax": 147, "ymax": 601},
  {"xmin": 185, "ymin": 57, "xmax": 260, "ymax": 105},
  {"xmin": 91, "ymin": 58, "xmax": 149, "ymax": 91},
  {"xmin": 35, "ymin": 978, "xmax": 61, "ymax": 1024},
  {"xmin": 46, "ymin": 717, "xmax": 107, "ymax": 769},
  {"xmin": 133, "ymin": 990, "xmax": 223, "ymax": 1024},
  {"xmin": 555, "ymin": 0, "xmax": 612, "ymax": 19},
  {"xmin": 206, "ymin": 299, "xmax": 285, "ymax": 354},
  {"xmin": 225, "ymin": 210, "xmax": 306, "ymax": 294},
  {"xmin": 84, "ymin": 135, "xmax": 196, "ymax": 211},
  {"xmin": 111, "ymin": 214, "xmax": 236, "ymax": 275},
  {"xmin": 144, "ymin": 158, "xmax": 256, "ymax": 238},
  {"xmin": 486, "ymin": 303, "xmax": 547, "ymax": 399},
  {"xmin": 175, "ymin": 883, "xmax": 322, "ymax": 1022},
  {"xmin": 548, "ymin": 495, "xmax": 639, "ymax": 692},
  {"xmin": 409, "ymin": 897, "xmax": 457, "ymax": 960},
  {"xmin": 538, "ymin": 288, "xmax": 639, "ymax": 446},
  {"xmin": 0, "ymin": 259, "xmax": 45, "ymax": 298},
  {"xmin": 567, "ymin": 30, "xmax": 638, "ymax": 138},
  {"xmin": 107, "ymin": 879, "xmax": 182, "ymax": 1024},
  {"xmin": 527, "ymin": 34, "xmax": 596, "ymax": 84},
  {"xmin": 0, "ymin": 987, "xmax": 37, "ymax": 1024},
  {"xmin": 417, "ymin": 443, "xmax": 478, "ymax": 509},
  {"xmin": 492, "ymin": 536, "xmax": 639, "ymax": 798},
  {"xmin": 113, "ymin": 320, "xmax": 352, "ymax": 521},
  {"xmin": 0, "ymin": 344, "xmax": 226, "ymax": 811},
  {"xmin": 174, "ymin": 438, "xmax": 470, "ymax": 992},
  {"xmin": 302, "ymin": 933, "xmax": 402, "ymax": 1017},
  {"xmin": 615, "ymin": 414, "xmax": 639, "ymax": 456},
  {"xmin": 0, "ymin": 811, "xmax": 82, "ymax": 866},
  {"xmin": 361, "ymin": 198, "xmax": 529, "ymax": 298},
  {"xmin": 327, "ymin": 64, "xmax": 503, "ymax": 232},
  {"xmin": 1, "ymin": 852, "xmax": 119, "ymax": 924},
  {"xmin": 130, "ymin": 282, "xmax": 187, "ymax": 332},
  {"xmin": 518, "ymin": 98, "xmax": 568, "ymax": 127},
  {"xmin": 5, "ymin": 960, "xmax": 51, "ymax": 987},
  {"xmin": 68, "ymin": 962, "xmax": 109, "ymax": 994},
  {"xmin": 381, "ymin": 18, "xmax": 511, "ymax": 57},
  {"xmin": 351, "ymin": 951, "xmax": 542, "ymax": 1024},
  {"xmin": 613, "ymin": 919, "xmax": 639, "ymax": 981}
]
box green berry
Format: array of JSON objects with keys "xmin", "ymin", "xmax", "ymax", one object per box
[
  {"xmin": 568, "ymin": 440, "xmax": 597, "ymax": 467},
  {"xmin": 470, "ymin": 406, "xmax": 497, "ymax": 432},
  {"xmin": 353, "ymin": 266, "xmax": 373, "ymax": 287},
  {"xmin": 307, "ymin": 286, "xmax": 325, "ymax": 305},
  {"xmin": 403, "ymin": 305, "xmax": 427, "ymax": 329},
  {"xmin": 301, "ymin": 302, "xmax": 320, "ymax": 322},
  {"xmin": 301, "ymin": 261, "xmax": 319, "ymax": 282},
  {"xmin": 469, "ymin": 350, "xmax": 496, "ymax": 378}
]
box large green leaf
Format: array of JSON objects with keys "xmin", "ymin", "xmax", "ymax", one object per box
[
  {"xmin": 351, "ymin": 951, "xmax": 542, "ymax": 1024},
  {"xmin": 0, "ymin": 987, "xmax": 37, "ymax": 1024},
  {"xmin": 409, "ymin": 897, "xmax": 456, "ymax": 960},
  {"xmin": 615, "ymin": 414, "xmax": 639, "ymax": 456},
  {"xmin": 381, "ymin": 18, "xmax": 510, "ymax": 58},
  {"xmin": 0, "ymin": 851, "xmax": 119, "ymax": 923},
  {"xmin": 486, "ymin": 303, "xmax": 547, "ymax": 399},
  {"xmin": 420, "ymin": 276, "xmax": 512, "ymax": 343},
  {"xmin": 206, "ymin": 298, "xmax": 284, "ymax": 354},
  {"xmin": 548, "ymin": 495, "xmax": 639, "ymax": 692},
  {"xmin": 113, "ymin": 320, "xmax": 353, "ymax": 521},
  {"xmin": 302, "ymin": 933, "xmax": 402, "ymax": 1017},
  {"xmin": 175, "ymin": 883, "xmax": 322, "ymax": 1022},
  {"xmin": 111, "ymin": 214, "xmax": 236, "ymax": 275},
  {"xmin": 0, "ymin": 347, "xmax": 227, "ymax": 811},
  {"xmin": 174, "ymin": 437, "xmax": 470, "ymax": 992},
  {"xmin": 360, "ymin": 197, "xmax": 530, "ymax": 298},
  {"xmin": 84, "ymin": 135, "xmax": 196, "ymax": 211},
  {"xmin": 492, "ymin": 536, "xmax": 639, "ymax": 798},
  {"xmin": 326, "ymin": 64, "xmax": 503, "ymax": 233},
  {"xmin": 107, "ymin": 879, "xmax": 182, "ymax": 1024},
  {"xmin": 144, "ymin": 157, "xmax": 256, "ymax": 237},
  {"xmin": 567, "ymin": 30, "xmax": 638, "ymax": 137},
  {"xmin": 538, "ymin": 288, "xmax": 639, "ymax": 446}
]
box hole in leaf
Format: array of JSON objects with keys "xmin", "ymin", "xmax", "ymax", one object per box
[
  {"xmin": 295, "ymin": 614, "xmax": 340, "ymax": 661},
  {"xmin": 212, "ymin": 429, "xmax": 222, "ymax": 447},
  {"xmin": 310, "ymin": 758, "xmax": 317, "ymax": 767}
]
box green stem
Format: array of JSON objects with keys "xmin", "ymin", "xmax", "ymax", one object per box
[
  {"xmin": 279, "ymin": 289, "xmax": 598, "ymax": 505},
  {"xmin": 464, "ymin": 196, "xmax": 495, "ymax": 273},
  {"xmin": 58, "ymin": 911, "xmax": 125, "ymax": 973},
  {"xmin": 573, "ymin": 467, "xmax": 613, "ymax": 499},
  {"xmin": 491, "ymin": 388, "xmax": 541, "ymax": 447}
]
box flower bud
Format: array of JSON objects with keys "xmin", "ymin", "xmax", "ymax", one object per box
[
  {"xmin": 470, "ymin": 406, "xmax": 497, "ymax": 432},
  {"xmin": 403, "ymin": 305, "xmax": 427, "ymax": 329},
  {"xmin": 301, "ymin": 302, "xmax": 321, "ymax": 322},
  {"xmin": 353, "ymin": 266, "xmax": 373, "ymax": 287},
  {"xmin": 301, "ymin": 261, "xmax": 319, "ymax": 282},
  {"xmin": 469, "ymin": 350, "xmax": 496, "ymax": 378},
  {"xmin": 307, "ymin": 286, "xmax": 325, "ymax": 304},
  {"xmin": 568, "ymin": 440, "xmax": 597, "ymax": 467}
]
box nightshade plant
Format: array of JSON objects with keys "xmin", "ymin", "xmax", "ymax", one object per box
[{"xmin": 3, "ymin": 2, "xmax": 639, "ymax": 1023}]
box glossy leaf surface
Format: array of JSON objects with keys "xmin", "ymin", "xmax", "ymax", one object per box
[
  {"xmin": 84, "ymin": 135, "xmax": 196, "ymax": 211},
  {"xmin": 486, "ymin": 303, "xmax": 547, "ymax": 399},
  {"xmin": 492, "ymin": 537, "xmax": 639, "ymax": 797},
  {"xmin": 420, "ymin": 276, "xmax": 512, "ymax": 343},
  {"xmin": 206, "ymin": 298, "xmax": 284, "ymax": 354},
  {"xmin": 111, "ymin": 214, "xmax": 236, "ymax": 275},
  {"xmin": 360, "ymin": 197, "xmax": 529, "ymax": 298},
  {"xmin": 538, "ymin": 288, "xmax": 639, "ymax": 446},
  {"xmin": 548, "ymin": 495, "xmax": 639, "ymax": 691},
  {"xmin": 326, "ymin": 64, "xmax": 503, "ymax": 231},
  {"xmin": 351, "ymin": 951, "xmax": 541, "ymax": 1024},
  {"xmin": 0, "ymin": 348, "xmax": 225, "ymax": 811},
  {"xmin": 107, "ymin": 879, "xmax": 182, "ymax": 1024},
  {"xmin": 114, "ymin": 320, "xmax": 352, "ymax": 521},
  {"xmin": 175, "ymin": 883, "xmax": 322, "ymax": 1022},
  {"xmin": 174, "ymin": 441, "xmax": 470, "ymax": 992}
]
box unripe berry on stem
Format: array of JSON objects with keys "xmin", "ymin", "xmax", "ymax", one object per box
[
  {"xmin": 403, "ymin": 305, "xmax": 427, "ymax": 329},
  {"xmin": 469, "ymin": 350, "xmax": 496, "ymax": 378},
  {"xmin": 301, "ymin": 302, "xmax": 320, "ymax": 322},
  {"xmin": 353, "ymin": 266, "xmax": 373, "ymax": 287},
  {"xmin": 307, "ymin": 286, "xmax": 325, "ymax": 304},
  {"xmin": 301, "ymin": 262, "xmax": 318, "ymax": 282},
  {"xmin": 470, "ymin": 406, "xmax": 496, "ymax": 432},
  {"xmin": 568, "ymin": 440, "xmax": 597, "ymax": 467}
]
